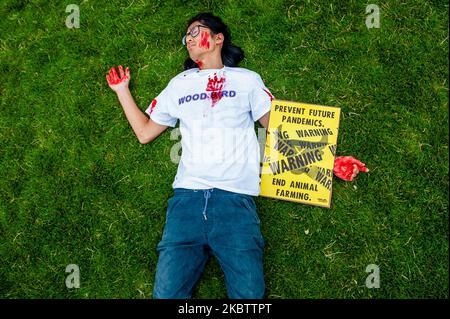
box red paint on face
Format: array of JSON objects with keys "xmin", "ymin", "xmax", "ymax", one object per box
[
  {"xmin": 149, "ymin": 99, "xmax": 157, "ymax": 114},
  {"xmin": 199, "ymin": 31, "xmax": 210, "ymax": 50},
  {"xmin": 206, "ymin": 73, "xmax": 225, "ymax": 107},
  {"xmin": 263, "ymin": 88, "xmax": 275, "ymax": 101},
  {"xmin": 195, "ymin": 60, "xmax": 203, "ymax": 70}
]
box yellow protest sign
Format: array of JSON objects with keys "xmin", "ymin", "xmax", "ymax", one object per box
[{"xmin": 260, "ymin": 100, "xmax": 341, "ymax": 208}]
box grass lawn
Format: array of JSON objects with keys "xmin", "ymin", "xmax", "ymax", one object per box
[{"xmin": 0, "ymin": 0, "xmax": 448, "ymax": 298}]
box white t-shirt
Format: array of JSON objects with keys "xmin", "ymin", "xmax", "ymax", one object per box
[{"xmin": 145, "ymin": 66, "xmax": 274, "ymax": 196}]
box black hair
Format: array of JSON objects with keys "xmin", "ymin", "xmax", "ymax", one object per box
[{"xmin": 183, "ymin": 12, "xmax": 245, "ymax": 70}]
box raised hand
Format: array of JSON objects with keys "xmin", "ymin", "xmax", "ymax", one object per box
[{"xmin": 106, "ymin": 65, "xmax": 130, "ymax": 93}]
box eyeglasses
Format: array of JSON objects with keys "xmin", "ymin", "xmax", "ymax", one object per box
[{"xmin": 182, "ymin": 25, "xmax": 209, "ymax": 46}]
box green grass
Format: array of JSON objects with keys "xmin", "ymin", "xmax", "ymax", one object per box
[{"xmin": 0, "ymin": 0, "xmax": 448, "ymax": 298}]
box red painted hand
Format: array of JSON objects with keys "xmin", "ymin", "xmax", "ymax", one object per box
[
  {"xmin": 106, "ymin": 65, "xmax": 130, "ymax": 92},
  {"xmin": 333, "ymin": 156, "xmax": 369, "ymax": 181}
]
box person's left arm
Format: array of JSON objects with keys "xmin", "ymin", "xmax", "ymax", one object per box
[
  {"xmin": 258, "ymin": 111, "xmax": 270, "ymax": 130},
  {"xmin": 249, "ymin": 73, "xmax": 274, "ymax": 131}
]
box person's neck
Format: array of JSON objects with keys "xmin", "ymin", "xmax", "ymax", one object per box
[{"xmin": 196, "ymin": 55, "xmax": 224, "ymax": 70}]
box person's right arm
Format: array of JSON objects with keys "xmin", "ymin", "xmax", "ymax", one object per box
[{"xmin": 106, "ymin": 65, "xmax": 168, "ymax": 144}]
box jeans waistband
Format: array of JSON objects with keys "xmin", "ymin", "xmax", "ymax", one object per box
[{"xmin": 173, "ymin": 187, "xmax": 251, "ymax": 197}]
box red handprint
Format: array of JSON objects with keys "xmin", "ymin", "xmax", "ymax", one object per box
[
  {"xmin": 333, "ymin": 156, "xmax": 369, "ymax": 181},
  {"xmin": 106, "ymin": 65, "xmax": 130, "ymax": 92}
]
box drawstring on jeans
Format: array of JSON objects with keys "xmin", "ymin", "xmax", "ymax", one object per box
[{"xmin": 202, "ymin": 189, "xmax": 212, "ymax": 220}]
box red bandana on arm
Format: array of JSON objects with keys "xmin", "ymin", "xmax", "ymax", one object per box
[{"xmin": 333, "ymin": 156, "xmax": 369, "ymax": 181}]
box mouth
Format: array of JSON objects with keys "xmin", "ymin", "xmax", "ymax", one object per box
[{"xmin": 187, "ymin": 44, "xmax": 195, "ymax": 50}]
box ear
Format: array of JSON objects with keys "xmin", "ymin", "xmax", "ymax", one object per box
[{"xmin": 214, "ymin": 33, "xmax": 224, "ymax": 45}]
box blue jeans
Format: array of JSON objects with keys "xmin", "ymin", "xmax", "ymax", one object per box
[{"xmin": 153, "ymin": 188, "xmax": 265, "ymax": 299}]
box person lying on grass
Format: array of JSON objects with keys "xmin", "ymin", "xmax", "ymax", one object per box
[{"xmin": 106, "ymin": 12, "xmax": 273, "ymax": 299}]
